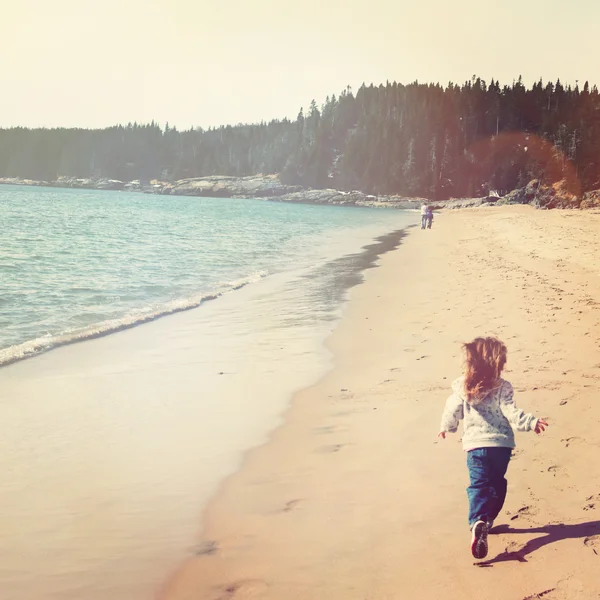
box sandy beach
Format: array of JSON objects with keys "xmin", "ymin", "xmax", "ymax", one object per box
[{"xmin": 161, "ymin": 205, "xmax": 600, "ymax": 600}]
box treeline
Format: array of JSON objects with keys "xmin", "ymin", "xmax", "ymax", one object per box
[{"xmin": 2, "ymin": 76, "xmax": 600, "ymax": 199}]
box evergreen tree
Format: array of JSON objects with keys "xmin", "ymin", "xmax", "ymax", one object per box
[{"xmin": 2, "ymin": 77, "xmax": 600, "ymax": 198}]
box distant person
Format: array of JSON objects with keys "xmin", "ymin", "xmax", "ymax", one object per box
[
  {"xmin": 420, "ymin": 203, "xmax": 429, "ymax": 229},
  {"xmin": 438, "ymin": 337, "xmax": 548, "ymax": 560},
  {"xmin": 426, "ymin": 206, "xmax": 434, "ymax": 229}
]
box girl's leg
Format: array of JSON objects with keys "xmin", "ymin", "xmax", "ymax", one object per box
[
  {"xmin": 488, "ymin": 448, "xmax": 512, "ymax": 522},
  {"xmin": 467, "ymin": 449, "xmax": 496, "ymax": 559},
  {"xmin": 467, "ymin": 448, "xmax": 512, "ymax": 527},
  {"xmin": 466, "ymin": 449, "xmax": 496, "ymax": 527}
]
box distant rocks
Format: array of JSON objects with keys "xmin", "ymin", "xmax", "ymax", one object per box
[
  {"xmin": 0, "ymin": 173, "xmax": 428, "ymax": 208},
  {"xmin": 165, "ymin": 177, "xmax": 428, "ymax": 209},
  {"xmin": 160, "ymin": 180, "xmax": 501, "ymax": 210},
  {"xmin": 2, "ymin": 173, "xmax": 600, "ymax": 211},
  {"xmin": 95, "ymin": 179, "xmax": 125, "ymax": 191},
  {"xmin": 531, "ymin": 180, "xmax": 581, "ymax": 209},
  {"xmin": 431, "ymin": 197, "xmax": 490, "ymax": 210},
  {"xmin": 0, "ymin": 177, "xmax": 49, "ymax": 187},
  {"xmin": 54, "ymin": 177, "xmax": 125, "ymax": 191},
  {"xmin": 273, "ymin": 189, "xmax": 421, "ymax": 208},
  {"xmin": 274, "ymin": 188, "xmax": 369, "ymax": 205},
  {"xmin": 164, "ymin": 175, "xmax": 301, "ymax": 198},
  {"xmin": 123, "ymin": 180, "xmax": 164, "ymax": 193},
  {"xmin": 167, "ymin": 175, "xmax": 600, "ymax": 212},
  {"xmin": 496, "ymin": 179, "xmax": 590, "ymax": 210},
  {"xmin": 581, "ymin": 189, "xmax": 600, "ymax": 209},
  {"xmin": 497, "ymin": 179, "xmax": 541, "ymax": 205}
]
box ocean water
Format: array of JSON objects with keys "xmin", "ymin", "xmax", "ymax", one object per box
[
  {"xmin": 0, "ymin": 184, "xmax": 413, "ymax": 600},
  {"xmin": 0, "ymin": 185, "xmax": 409, "ymax": 365}
]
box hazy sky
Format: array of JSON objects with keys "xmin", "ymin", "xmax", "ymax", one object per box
[{"xmin": 2, "ymin": 0, "xmax": 598, "ymax": 129}]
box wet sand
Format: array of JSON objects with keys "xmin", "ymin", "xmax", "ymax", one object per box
[{"xmin": 161, "ymin": 206, "xmax": 600, "ymax": 600}]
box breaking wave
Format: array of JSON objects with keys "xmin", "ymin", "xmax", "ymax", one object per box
[{"xmin": 0, "ymin": 270, "xmax": 267, "ymax": 367}]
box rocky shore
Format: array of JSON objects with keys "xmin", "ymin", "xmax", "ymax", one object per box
[{"xmin": 2, "ymin": 174, "xmax": 599, "ymax": 210}]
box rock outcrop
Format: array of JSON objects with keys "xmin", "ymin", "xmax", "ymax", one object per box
[
  {"xmin": 3, "ymin": 173, "xmax": 600, "ymax": 212},
  {"xmin": 55, "ymin": 177, "xmax": 125, "ymax": 191},
  {"xmin": 432, "ymin": 197, "xmax": 489, "ymax": 209},
  {"xmin": 0, "ymin": 177, "xmax": 49, "ymax": 187},
  {"xmin": 497, "ymin": 179, "xmax": 541, "ymax": 205},
  {"xmin": 531, "ymin": 180, "xmax": 581, "ymax": 209},
  {"xmin": 272, "ymin": 188, "xmax": 370, "ymax": 205},
  {"xmin": 581, "ymin": 190, "xmax": 600, "ymax": 209},
  {"xmin": 164, "ymin": 175, "xmax": 301, "ymax": 198},
  {"xmin": 165, "ymin": 177, "xmax": 430, "ymax": 208},
  {"xmin": 496, "ymin": 179, "xmax": 584, "ymax": 209}
]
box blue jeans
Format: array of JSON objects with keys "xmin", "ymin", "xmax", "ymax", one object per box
[
  {"xmin": 421, "ymin": 215, "xmax": 427, "ymax": 229},
  {"xmin": 466, "ymin": 447, "xmax": 512, "ymax": 527}
]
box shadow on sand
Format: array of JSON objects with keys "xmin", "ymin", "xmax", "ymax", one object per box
[{"xmin": 477, "ymin": 520, "xmax": 600, "ymax": 566}]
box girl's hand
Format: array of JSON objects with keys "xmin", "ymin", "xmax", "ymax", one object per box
[
  {"xmin": 438, "ymin": 432, "xmax": 446, "ymax": 439},
  {"xmin": 535, "ymin": 419, "xmax": 548, "ymax": 434}
]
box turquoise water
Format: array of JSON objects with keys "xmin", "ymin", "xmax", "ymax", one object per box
[{"xmin": 0, "ymin": 185, "xmax": 409, "ymax": 365}]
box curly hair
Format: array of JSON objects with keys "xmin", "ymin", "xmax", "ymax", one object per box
[{"xmin": 463, "ymin": 337, "xmax": 507, "ymax": 405}]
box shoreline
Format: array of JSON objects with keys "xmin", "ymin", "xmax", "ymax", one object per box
[
  {"xmin": 0, "ymin": 226, "xmax": 407, "ymax": 372},
  {"xmin": 0, "ymin": 271, "xmax": 267, "ymax": 369},
  {"xmin": 4, "ymin": 174, "xmax": 600, "ymax": 210},
  {"xmin": 0, "ymin": 176, "xmax": 519, "ymax": 210},
  {"xmin": 160, "ymin": 205, "xmax": 600, "ymax": 600},
  {"xmin": 0, "ymin": 213, "xmax": 411, "ymax": 600}
]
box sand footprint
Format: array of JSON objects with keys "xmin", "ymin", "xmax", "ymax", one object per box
[
  {"xmin": 583, "ymin": 535, "xmax": 600, "ymax": 556},
  {"xmin": 510, "ymin": 505, "xmax": 538, "ymax": 520},
  {"xmin": 313, "ymin": 425, "xmax": 343, "ymax": 435},
  {"xmin": 331, "ymin": 409, "xmax": 369, "ymax": 418},
  {"xmin": 504, "ymin": 540, "xmax": 523, "ymax": 554},
  {"xmin": 192, "ymin": 540, "xmax": 219, "ymax": 556},
  {"xmin": 520, "ymin": 588, "xmax": 559, "ymax": 600},
  {"xmin": 315, "ymin": 443, "xmax": 347, "ymax": 454},
  {"xmin": 220, "ymin": 579, "xmax": 269, "ymax": 599},
  {"xmin": 583, "ymin": 493, "xmax": 600, "ymax": 511},
  {"xmin": 282, "ymin": 499, "xmax": 304, "ymax": 512}
]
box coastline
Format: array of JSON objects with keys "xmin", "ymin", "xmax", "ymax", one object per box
[
  {"xmin": 4, "ymin": 175, "xmax": 600, "ymax": 210},
  {"xmin": 0, "ymin": 176, "xmax": 513, "ymax": 210},
  {"xmin": 0, "ymin": 186, "xmax": 411, "ymax": 370},
  {"xmin": 0, "ymin": 211, "xmax": 410, "ymax": 600},
  {"xmin": 160, "ymin": 205, "xmax": 600, "ymax": 600}
]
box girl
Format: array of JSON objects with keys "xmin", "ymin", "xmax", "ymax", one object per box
[{"xmin": 438, "ymin": 337, "xmax": 548, "ymax": 559}]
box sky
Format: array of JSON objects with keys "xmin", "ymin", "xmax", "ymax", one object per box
[{"xmin": 1, "ymin": 0, "xmax": 599, "ymax": 130}]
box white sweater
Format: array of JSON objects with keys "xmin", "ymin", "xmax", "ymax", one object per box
[{"xmin": 440, "ymin": 376, "xmax": 538, "ymax": 451}]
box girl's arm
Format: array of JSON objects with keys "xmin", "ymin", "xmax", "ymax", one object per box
[
  {"xmin": 439, "ymin": 392, "xmax": 464, "ymax": 434},
  {"xmin": 499, "ymin": 381, "xmax": 539, "ymax": 432}
]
